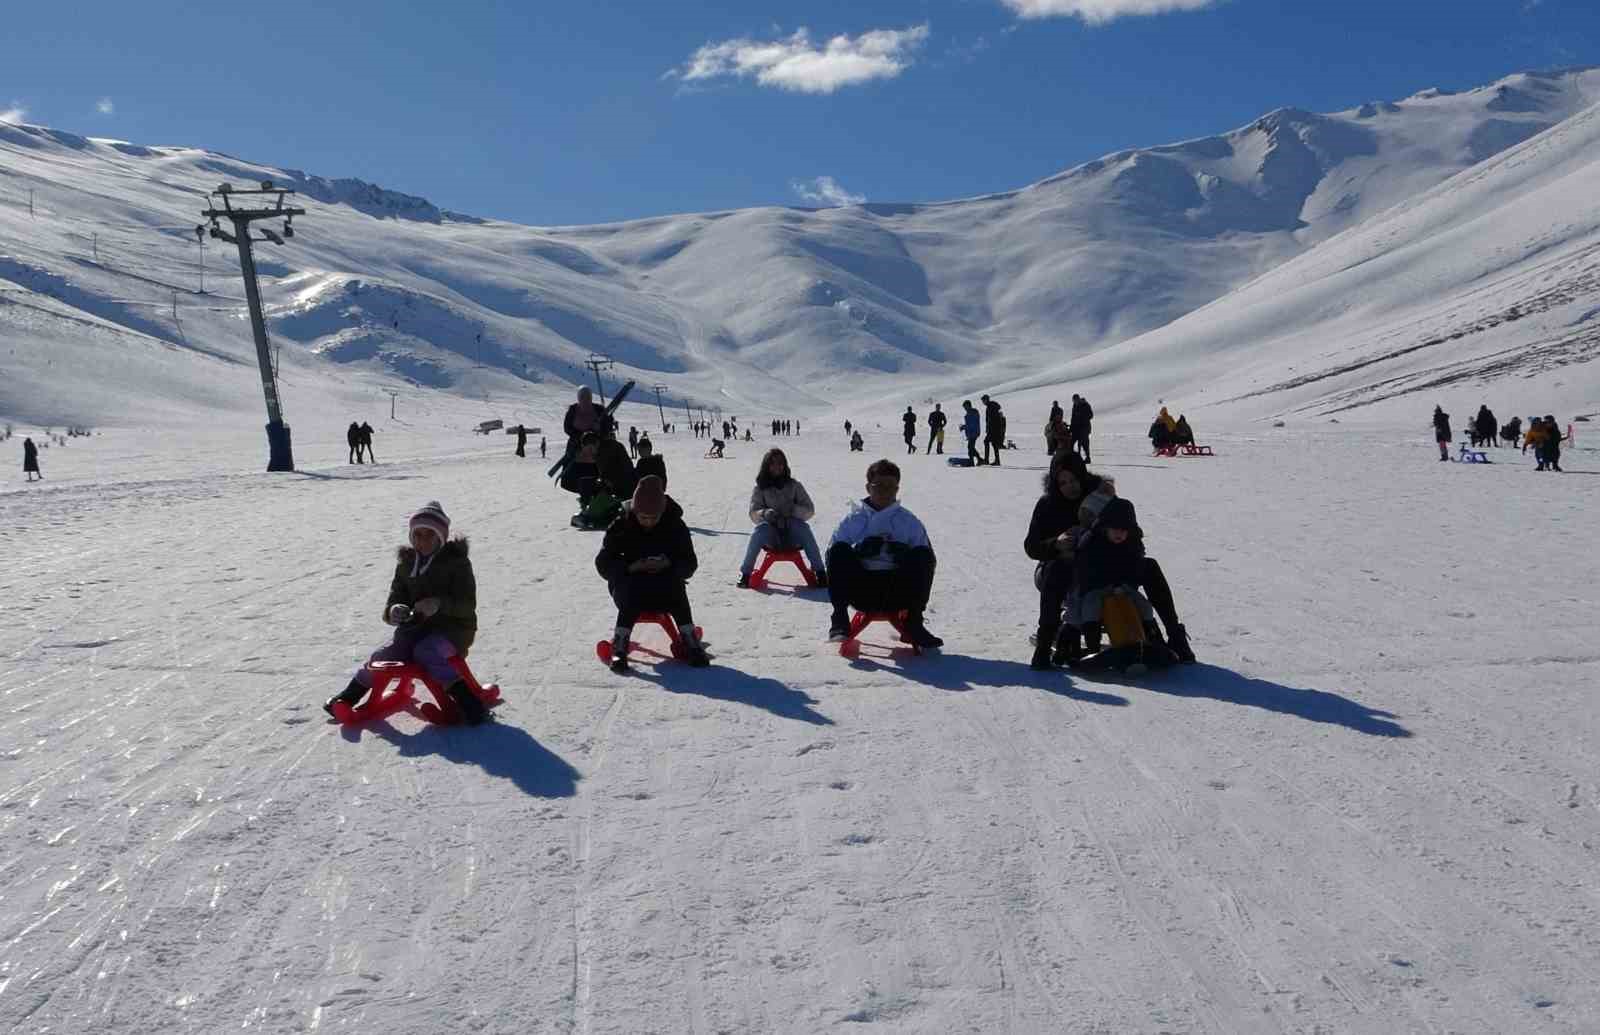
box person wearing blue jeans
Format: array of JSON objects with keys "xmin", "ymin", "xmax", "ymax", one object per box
[{"xmin": 738, "ymin": 448, "xmax": 827, "ymax": 588}]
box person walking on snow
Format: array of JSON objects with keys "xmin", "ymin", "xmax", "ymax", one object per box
[
  {"xmin": 738, "ymin": 448, "xmax": 827, "ymax": 588},
  {"xmin": 360, "ymin": 422, "xmax": 376, "ymax": 463},
  {"xmin": 926, "ymin": 403, "xmax": 947, "ymax": 455},
  {"xmin": 514, "ymin": 425, "xmax": 528, "ymax": 457},
  {"xmin": 23, "ymin": 437, "xmax": 41, "ymax": 481},
  {"xmin": 961, "ymin": 401, "xmax": 981, "ymax": 464},
  {"xmin": 902, "ymin": 407, "xmax": 918, "ymax": 455},
  {"xmin": 539, "ymin": 436, "xmax": 547, "ymax": 459},
  {"xmin": 1432, "ymin": 406, "xmax": 1452, "ymax": 462},
  {"xmin": 347, "ymin": 422, "xmax": 363, "ymax": 464},
  {"xmin": 324, "ymin": 501, "xmax": 489, "ymax": 724},
  {"xmin": 981, "ymin": 395, "xmax": 1007, "ymax": 465},
  {"xmin": 824, "ymin": 459, "xmax": 942, "ymax": 648},
  {"xmin": 1070, "ymin": 394, "xmax": 1093, "ymax": 462}
]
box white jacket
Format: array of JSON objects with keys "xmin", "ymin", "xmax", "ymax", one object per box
[{"xmin": 828, "ymin": 499, "xmax": 932, "ymax": 571}]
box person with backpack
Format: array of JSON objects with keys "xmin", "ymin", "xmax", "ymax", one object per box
[{"xmin": 324, "ymin": 501, "xmax": 489, "ymax": 724}]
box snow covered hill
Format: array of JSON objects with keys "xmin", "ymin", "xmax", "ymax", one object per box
[{"xmin": 4, "ymin": 68, "xmax": 1599, "ymax": 428}]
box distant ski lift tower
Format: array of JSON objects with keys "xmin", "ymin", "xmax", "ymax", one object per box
[
  {"xmin": 202, "ymin": 181, "xmax": 305, "ymax": 471},
  {"xmin": 583, "ymin": 353, "xmax": 616, "ymax": 405},
  {"xmin": 652, "ymin": 384, "xmax": 669, "ymax": 431}
]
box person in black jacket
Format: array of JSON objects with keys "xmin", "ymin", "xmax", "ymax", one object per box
[
  {"xmin": 1075, "ymin": 498, "xmax": 1157, "ymax": 647},
  {"xmin": 634, "ymin": 436, "xmax": 666, "ymax": 487},
  {"xmin": 1022, "ymin": 451, "xmax": 1195, "ymax": 668},
  {"xmin": 359, "ymin": 422, "xmax": 376, "ymax": 463},
  {"xmin": 23, "ymin": 437, "xmax": 41, "ymax": 481},
  {"xmin": 347, "ymin": 422, "xmax": 363, "ymax": 464},
  {"xmin": 925, "ymin": 404, "xmax": 946, "ymax": 454},
  {"xmin": 1432, "ymin": 406, "xmax": 1451, "ymax": 461},
  {"xmin": 902, "ymin": 407, "xmax": 918, "ymax": 454},
  {"xmin": 981, "ymin": 395, "xmax": 1006, "ymax": 465},
  {"xmin": 1070, "ymin": 395, "xmax": 1093, "ymax": 462},
  {"xmin": 595, "ymin": 476, "xmax": 708, "ymax": 670}
]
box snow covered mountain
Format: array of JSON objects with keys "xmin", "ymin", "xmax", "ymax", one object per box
[{"xmin": 3, "ymin": 68, "xmax": 1600, "ymax": 427}]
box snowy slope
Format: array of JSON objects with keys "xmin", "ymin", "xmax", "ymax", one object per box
[
  {"xmin": 5, "ymin": 69, "xmax": 1600, "ymax": 429},
  {"xmin": 2, "ymin": 424, "xmax": 1598, "ymax": 1032},
  {"xmin": 997, "ymin": 80, "xmax": 1600, "ymax": 425}
]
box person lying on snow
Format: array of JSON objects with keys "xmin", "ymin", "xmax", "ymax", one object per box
[
  {"xmin": 595, "ymin": 475, "xmax": 709, "ymax": 671},
  {"xmin": 824, "ymin": 459, "xmax": 943, "ymax": 648},
  {"xmin": 324, "ymin": 501, "xmax": 489, "ymax": 724}
]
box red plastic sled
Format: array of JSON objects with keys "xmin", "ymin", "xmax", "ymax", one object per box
[
  {"xmin": 332, "ymin": 654, "xmax": 501, "ymax": 725},
  {"xmin": 1152, "ymin": 444, "xmax": 1179, "ymax": 457},
  {"xmin": 838, "ymin": 610, "xmax": 922, "ymax": 659},
  {"xmin": 595, "ymin": 612, "xmax": 706, "ymax": 665},
  {"xmin": 748, "ymin": 548, "xmax": 818, "ymax": 590}
]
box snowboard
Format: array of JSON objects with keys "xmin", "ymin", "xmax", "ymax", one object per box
[{"xmin": 547, "ymin": 379, "xmax": 638, "ymax": 480}]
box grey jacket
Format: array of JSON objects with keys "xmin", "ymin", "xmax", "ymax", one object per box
[{"xmin": 748, "ymin": 479, "xmax": 817, "ymax": 524}]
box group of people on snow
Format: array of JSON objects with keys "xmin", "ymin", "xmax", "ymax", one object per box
[
  {"xmin": 345, "ymin": 421, "xmax": 377, "ymax": 464},
  {"xmin": 1433, "ymin": 405, "xmax": 1568, "ymax": 470},
  {"xmin": 1044, "ymin": 395, "xmax": 1095, "ymax": 462},
  {"xmin": 1146, "ymin": 407, "xmax": 1194, "ymax": 452}
]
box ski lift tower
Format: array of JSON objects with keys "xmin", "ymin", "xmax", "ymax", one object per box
[
  {"xmin": 652, "ymin": 384, "xmax": 669, "ymax": 431},
  {"xmin": 201, "ymin": 181, "xmax": 305, "ymax": 471},
  {"xmin": 583, "ymin": 353, "xmax": 616, "ymax": 405}
]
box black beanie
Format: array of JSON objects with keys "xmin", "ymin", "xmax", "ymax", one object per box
[{"xmin": 1098, "ymin": 497, "xmax": 1137, "ymax": 532}]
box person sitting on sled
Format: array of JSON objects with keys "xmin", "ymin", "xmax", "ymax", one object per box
[
  {"xmin": 324, "ymin": 501, "xmax": 489, "ymax": 724},
  {"xmin": 634, "ymin": 435, "xmax": 667, "ymax": 487},
  {"xmin": 595, "ymin": 475, "xmax": 709, "ymax": 671},
  {"xmin": 707, "ymin": 438, "xmax": 726, "ymax": 458},
  {"xmin": 824, "ymin": 459, "xmax": 942, "ymax": 648},
  {"xmin": 1072, "ymin": 497, "xmax": 1173, "ymax": 667},
  {"xmin": 738, "ymin": 447, "xmax": 827, "ymax": 588}
]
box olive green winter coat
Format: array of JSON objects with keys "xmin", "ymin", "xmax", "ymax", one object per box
[{"xmin": 385, "ymin": 538, "xmax": 477, "ymax": 653}]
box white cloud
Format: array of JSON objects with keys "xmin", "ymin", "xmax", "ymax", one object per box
[
  {"xmin": 792, "ymin": 176, "xmax": 867, "ymax": 207},
  {"xmin": 675, "ymin": 24, "xmax": 929, "ymax": 94},
  {"xmin": 0, "ymin": 102, "xmax": 26, "ymax": 125},
  {"xmin": 1001, "ymin": 0, "xmax": 1220, "ymax": 24},
  {"xmin": 96, "ymin": 98, "xmax": 115, "ymax": 115}
]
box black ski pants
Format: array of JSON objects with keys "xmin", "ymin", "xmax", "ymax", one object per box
[
  {"xmin": 609, "ymin": 573, "xmax": 695, "ymax": 630},
  {"xmin": 1072, "ymin": 431, "xmax": 1091, "ymax": 463},
  {"xmin": 1040, "ymin": 555, "xmax": 1183, "ymax": 633},
  {"xmin": 826, "ymin": 543, "xmax": 936, "ymax": 619}
]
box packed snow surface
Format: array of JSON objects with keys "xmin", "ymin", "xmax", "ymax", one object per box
[{"xmin": 3, "ymin": 418, "xmax": 1598, "ymax": 1032}]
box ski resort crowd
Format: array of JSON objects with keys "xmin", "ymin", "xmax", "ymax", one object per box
[
  {"xmin": 1431, "ymin": 404, "xmax": 1572, "ymax": 470},
  {"xmin": 323, "ymin": 386, "xmax": 1208, "ymax": 722}
]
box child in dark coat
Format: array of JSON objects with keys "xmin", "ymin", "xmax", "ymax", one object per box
[
  {"xmin": 324, "ymin": 501, "xmax": 488, "ymax": 723},
  {"xmin": 595, "ymin": 476, "xmax": 707, "ymax": 670},
  {"xmin": 1074, "ymin": 497, "xmax": 1158, "ymax": 652}
]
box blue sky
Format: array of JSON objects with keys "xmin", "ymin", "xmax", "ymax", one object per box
[{"xmin": 4, "ymin": 1, "xmax": 1596, "ymax": 226}]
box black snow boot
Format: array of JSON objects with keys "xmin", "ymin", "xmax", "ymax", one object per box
[
  {"xmin": 1051, "ymin": 625, "xmax": 1084, "ymax": 667},
  {"xmin": 1166, "ymin": 623, "xmax": 1196, "ymax": 664},
  {"xmin": 446, "ymin": 680, "xmax": 490, "ymax": 726},
  {"xmin": 1081, "ymin": 622, "xmax": 1103, "ymax": 656},
  {"xmin": 323, "ymin": 677, "xmax": 367, "ymax": 717},
  {"xmin": 1031, "ymin": 623, "xmax": 1059, "ymax": 670}
]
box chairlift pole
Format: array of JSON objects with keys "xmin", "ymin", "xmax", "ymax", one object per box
[
  {"xmin": 201, "ymin": 182, "xmax": 306, "ymax": 472},
  {"xmin": 652, "ymin": 384, "xmax": 669, "ymax": 431},
  {"xmin": 583, "ymin": 353, "xmax": 615, "ymax": 405}
]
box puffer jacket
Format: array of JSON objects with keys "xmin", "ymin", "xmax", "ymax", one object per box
[
  {"xmin": 386, "ymin": 538, "xmax": 477, "ymax": 652},
  {"xmin": 595, "ymin": 499, "xmax": 697, "ymax": 583},
  {"xmin": 748, "ymin": 478, "xmax": 816, "ymax": 524}
]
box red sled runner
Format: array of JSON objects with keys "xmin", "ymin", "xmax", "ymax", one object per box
[
  {"xmin": 595, "ymin": 612, "xmax": 707, "ymax": 665},
  {"xmin": 838, "ymin": 610, "xmax": 925, "ymax": 659},
  {"xmin": 748, "ymin": 548, "xmax": 818, "ymax": 590},
  {"xmin": 331, "ymin": 655, "xmax": 501, "ymax": 725}
]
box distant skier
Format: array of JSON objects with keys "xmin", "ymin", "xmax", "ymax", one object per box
[
  {"xmin": 925, "ymin": 403, "xmax": 946, "ymax": 455},
  {"xmin": 961, "ymin": 400, "xmax": 981, "ymax": 464},
  {"xmin": 902, "ymin": 407, "xmax": 918, "ymax": 455},
  {"xmin": 539, "ymin": 436, "xmax": 547, "ymax": 459},
  {"xmin": 1070, "ymin": 394, "xmax": 1094, "ymax": 462},
  {"xmin": 1432, "ymin": 406, "xmax": 1451, "ymax": 461},
  {"xmin": 324, "ymin": 501, "xmax": 489, "ymax": 724},
  {"xmin": 22, "ymin": 437, "xmax": 40, "ymax": 481},
  {"xmin": 360, "ymin": 422, "xmax": 376, "ymax": 463},
  {"xmin": 514, "ymin": 425, "xmax": 528, "ymax": 458},
  {"xmin": 347, "ymin": 422, "xmax": 363, "ymax": 464},
  {"xmin": 844, "ymin": 420, "xmax": 852, "ymax": 439}
]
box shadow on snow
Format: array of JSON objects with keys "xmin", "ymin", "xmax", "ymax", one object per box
[
  {"xmin": 353, "ymin": 718, "xmax": 582, "ymax": 797},
  {"xmin": 631, "ymin": 662, "xmax": 833, "ymax": 726},
  {"xmin": 1126, "ymin": 663, "xmax": 1412, "ymax": 738},
  {"xmin": 847, "ymin": 652, "xmax": 1130, "ymax": 707}
]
